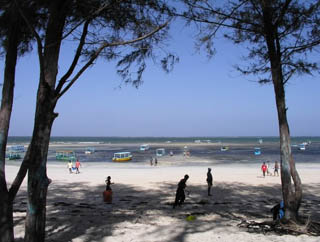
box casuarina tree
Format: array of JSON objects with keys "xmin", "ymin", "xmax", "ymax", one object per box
[
  {"xmin": 178, "ymin": 0, "xmax": 320, "ymax": 222},
  {"xmin": 0, "ymin": 1, "xmax": 42, "ymax": 241},
  {"xmin": 15, "ymin": 0, "xmax": 176, "ymax": 241}
]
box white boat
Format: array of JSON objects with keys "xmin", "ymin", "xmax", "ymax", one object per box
[
  {"xmin": 85, "ymin": 147, "xmax": 95, "ymax": 154},
  {"xmin": 220, "ymin": 146, "xmax": 229, "ymax": 151},
  {"xmin": 298, "ymin": 144, "xmax": 306, "ymax": 151},
  {"xmin": 156, "ymin": 148, "xmax": 165, "ymax": 156},
  {"xmin": 140, "ymin": 144, "xmax": 150, "ymax": 151}
]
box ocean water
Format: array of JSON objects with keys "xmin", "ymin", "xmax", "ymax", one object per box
[
  {"xmin": 7, "ymin": 136, "xmax": 320, "ymax": 144},
  {"xmin": 6, "ymin": 136, "xmax": 320, "ymax": 165}
]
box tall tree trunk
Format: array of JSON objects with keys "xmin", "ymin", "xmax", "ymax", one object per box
[
  {"xmin": 273, "ymin": 72, "xmax": 302, "ymax": 222},
  {"xmin": 24, "ymin": 101, "xmax": 56, "ymax": 242},
  {"xmin": 262, "ymin": 1, "xmax": 302, "ymax": 222},
  {"xmin": 23, "ymin": 1, "xmax": 67, "ymax": 241},
  {"xmin": 0, "ymin": 24, "xmax": 18, "ymax": 242}
]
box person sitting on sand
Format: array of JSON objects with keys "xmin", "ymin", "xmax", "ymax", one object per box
[
  {"xmin": 173, "ymin": 174, "xmax": 189, "ymax": 208},
  {"xmin": 206, "ymin": 168, "xmax": 213, "ymax": 196},
  {"xmin": 67, "ymin": 160, "xmax": 73, "ymax": 174},
  {"xmin": 261, "ymin": 162, "xmax": 267, "ymax": 177},
  {"xmin": 274, "ymin": 161, "xmax": 279, "ymax": 176}
]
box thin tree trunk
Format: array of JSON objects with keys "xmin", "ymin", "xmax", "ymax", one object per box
[
  {"xmin": 262, "ymin": 1, "xmax": 302, "ymax": 221},
  {"xmin": 23, "ymin": 2, "xmax": 67, "ymax": 241},
  {"xmin": 273, "ymin": 78, "xmax": 302, "ymax": 221},
  {"xmin": 0, "ymin": 24, "xmax": 18, "ymax": 242}
]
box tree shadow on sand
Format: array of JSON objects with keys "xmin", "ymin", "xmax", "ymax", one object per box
[{"xmin": 13, "ymin": 181, "xmax": 320, "ymax": 242}]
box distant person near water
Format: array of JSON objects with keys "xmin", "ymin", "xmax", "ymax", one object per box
[
  {"xmin": 75, "ymin": 159, "xmax": 81, "ymax": 174},
  {"xmin": 150, "ymin": 157, "xmax": 153, "ymax": 166},
  {"xmin": 154, "ymin": 157, "xmax": 158, "ymax": 166},
  {"xmin": 67, "ymin": 160, "xmax": 73, "ymax": 174},
  {"xmin": 266, "ymin": 161, "xmax": 271, "ymax": 176},
  {"xmin": 206, "ymin": 168, "xmax": 213, "ymax": 196},
  {"xmin": 261, "ymin": 162, "xmax": 267, "ymax": 178},
  {"xmin": 173, "ymin": 174, "xmax": 189, "ymax": 208},
  {"xmin": 274, "ymin": 161, "xmax": 279, "ymax": 176}
]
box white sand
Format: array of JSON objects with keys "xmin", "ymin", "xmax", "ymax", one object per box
[{"xmin": 6, "ymin": 155, "xmax": 320, "ymax": 242}]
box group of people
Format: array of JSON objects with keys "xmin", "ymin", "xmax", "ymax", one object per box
[
  {"xmin": 261, "ymin": 160, "xmax": 279, "ymax": 177},
  {"xmin": 150, "ymin": 157, "xmax": 158, "ymax": 166},
  {"xmin": 173, "ymin": 168, "xmax": 213, "ymax": 208},
  {"xmin": 67, "ymin": 159, "xmax": 81, "ymax": 174}
]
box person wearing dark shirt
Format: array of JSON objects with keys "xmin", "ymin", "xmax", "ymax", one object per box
[
  {"xmin": 206, "ymin": 168, "xmax": 213, "ymax": 196},
  {"xmin": 105, "ymin": 176, "xmax": 113, "ymax": 191},
  {"xmin": 173, "ymin": 174, "xmax": 189, "ymax": 208}
]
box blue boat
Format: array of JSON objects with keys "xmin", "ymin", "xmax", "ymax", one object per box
[{"xmin": 254, "ymin": 147, "xmax": 261, "ymax": 155}]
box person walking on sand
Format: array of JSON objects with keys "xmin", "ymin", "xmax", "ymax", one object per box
[
  {"xmin": 67, "ymin": 160, "xmax": 73, "ymax": 174},
  {"xmin": 274, "ymin": 161, "xmax": 279, "ymax": 176},
  {"xmin": 75, "ymin": 159, "xmax": 81, "ymax": 174},
  {"xmin": 261, "ymin": 162, "xmax": 267, "ymax": 178},
  {"xmin": 206, "ymin": 168, "xmax": 213, "ymax": 196},
  {"xmin": 173, "ymin": 174, "xmax": 189, "ymax": 208}
]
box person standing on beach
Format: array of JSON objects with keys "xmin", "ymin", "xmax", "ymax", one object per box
[
  {"xmin": 67, "ymin": 160, "xmax": 73, "ymax": 174},
  {"xmin": 75, "ymin": 159, "xmax": 81, "ymax": 174},
  {"xmin": 173, "ymin": 174, "xmax": 189, "ymax": 208},
  {"xmin": 105, "ymin": 176, "xmax": 113, "ymax": 191},
  {"xmin": 206, "ymin": 168, "xmax": 213, "ymax": 196},
  {"xmin": 261, "ymin": 162, "xmax": 267, "ymax": 178},
  {"xmin": 274, "ymin": 161, "xmax": 279, "ymax": 176},
  {"xmin": 154, "ymin": 157, "xmax": 158, "ymax": 166},
  {"xmin": 150, "ymin": 157, "xmax": 153, "ymax": 166}
]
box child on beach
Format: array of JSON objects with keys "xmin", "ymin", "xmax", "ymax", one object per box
[
  {"xmin": 274, "ymin": 161, "xmax": 279, "ymax": 176},
  {"xmin": 75, "ymin": 159, "xmax": 81, "ymax": 174},
  {"xmin": 173, "ymin": 174, "xmax": 189, "ymax": 208},
  {"xmin": 67, "ymin": 160, "xmax": 73, "ymax": 174},
  {"xmin": 206, "ymin": 168, "xmax": 213, "ymax": 196},
  {"xmin": 261, "ymin": 162, "xmax": 267, "ymax": 177},
  {"xmin": 104, "ymin": 176, "xmax": 114, "ymax": 203}
]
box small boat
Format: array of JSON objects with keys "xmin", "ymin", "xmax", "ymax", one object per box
[
  {"xmin": 140, "ymin": 144, "xmax": 150, "ymax": 151},
  {"xmin": 156, "ymin": 148, "xmax": 165, "ymax": 157},
  {"xmin": 220, "ymin": 146, "xmax": 229, "ymax": 151},
  {"xmin": 85, "ymin": 147, "xmax": 95, "ymax": 154},
  {"xmin": 298, "ymin": 144, "xmax": 306, "ymax": 151},
  {"xmin": 56, "ymin": 150, "xmax": 76, "ymax": 161},
  {"xmin": 112, "ymin": 152, "xmax": 132, "ymax": 162},
  {"xmin": 254, "ymin": 147, "xmax": 261, "ymax": 155},
  {"xmin": 8, "ymin": 151, "xmax": 22, "ymax": 160}
]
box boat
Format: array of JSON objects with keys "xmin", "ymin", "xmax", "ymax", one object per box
[
  {"xmin": 298, "ymin": 144, "xmax": 306, "ymax": 151},
  {"xmin": 156, "ymin": 148, "xmax": 165, "ymax": 156},
  {"xmin": 112, "ymin": 152, "xmax": 132, "ymax": 162},
  {"xmin": 220, "ymin": 146, "xmax": 229, "ymax": 151},
  {"xmin": 254, "ymin": 147, "xmax": 261, "ymax": 155},
  {"xmin": 85, "ymin": 147, "xmax": 95, "ymax": 154},
  {"xmin": 140, "ymin": 144, "xmax": 150, "ymax": 151},
  {"xmin": 8, "ymin": 151, "xmax": 22, "ymax": 160},
  {"xmin": 56, "ymin": 150, "xmax": 76, "ymax": 161}
]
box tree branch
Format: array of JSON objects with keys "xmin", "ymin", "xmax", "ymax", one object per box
[
  {"xmin": 55, "ymin": 20, "xmax": 90, "ymax": 96},
  {"xmin": 57, "ymin": 21, "xmax": 170, "ymax": 99}
]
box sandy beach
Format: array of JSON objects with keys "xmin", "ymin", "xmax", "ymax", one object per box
[{"xmin": 6, "ymin": 142, "xmax": 320, "ymax": 242}]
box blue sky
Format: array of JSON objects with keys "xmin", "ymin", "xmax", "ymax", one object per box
[{"xmin": 2, "ymin": 20, "xmax": 320, "ymax": 137}]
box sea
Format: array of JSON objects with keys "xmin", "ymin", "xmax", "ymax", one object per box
[{"xmin": 6, "ymin": 136, "xmax": 320, "ymax": 166}]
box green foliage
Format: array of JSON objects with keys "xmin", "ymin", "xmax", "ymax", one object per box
[{"xmin": 178, "ymin": 0, "xmax": 320, "ymax": 84}]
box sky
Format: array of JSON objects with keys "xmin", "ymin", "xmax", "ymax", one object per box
[{"xmin": 1, "ymin": 20, "xmax": 320, "ymax": 137}]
